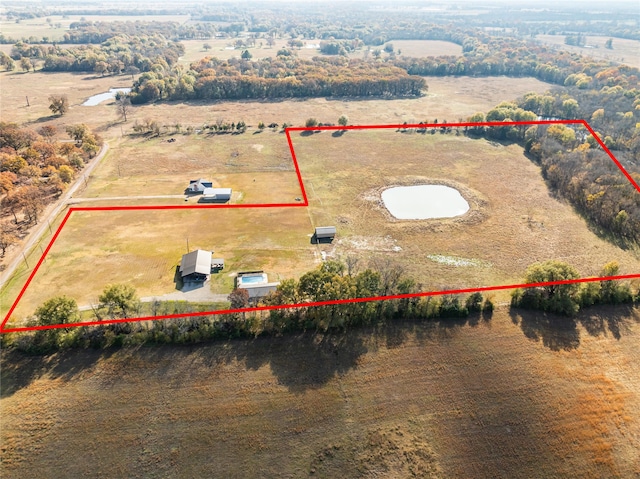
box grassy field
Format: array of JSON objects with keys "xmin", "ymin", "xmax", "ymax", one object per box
[
  {"xmin": 292, "ymin": 129, "xmax": 640, "ymax": 297},
  {"xmin": 178, "ymin": 39, "xmax": 463, "ymax": 65},
  {"xmin": 534, "ymin": 34, "xmax": 640, "ymax": 69},
  {"xmin": 0, "ymin": 14, "xmax": 190, "ymax": 42},
  {"xmin": 78, "ymin": 130, "xmax": 302, "ymax": 204},
  {"xmin": 1, "ymin": 207, "xmax": 319, "ymax": 325},
  {"xmin": 0, "ymin": 69, "xmax": 554, "ymax": 134},
  {"xmin": 2, "ymin": 305, "xmax": 639, "ymax": 478}
]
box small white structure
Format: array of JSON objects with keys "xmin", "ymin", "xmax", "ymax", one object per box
[{"xmin": 200, "ymin": 187, "xmax": 232, "ymax": 203}]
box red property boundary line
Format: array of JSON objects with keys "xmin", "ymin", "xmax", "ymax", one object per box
[{"xmin": 2, "ymin": 119, "xmax": 639, "ymax": 333}]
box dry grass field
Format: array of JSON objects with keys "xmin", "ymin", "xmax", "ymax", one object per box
[
  {"xmin": 534, "ymin": 34, "xmax": 640, "ymax": 69},
  {"xmin": 177, "ymin": 39, "xmax": 463, "ymax": 65},
  {"xmin": 0, "ymin": 69, "xmax": 554, "ymax": 135},
  {"xmin": 0, "ymin": 207, "xmax": 319, "ymax": 325},
  {"xmin": 292, "ymin": 129, "xmax": 640, "ymax": 297},
  {"xmin": 0, "ymin": 14, "xmax": 190, "ymax": 42},
  {"xmin": 2, "ymin": 305, "xmax": 639, "ymax": 478},
  {"xmin": 79, "ymin": 131, "xmax": 302, "ymax": 204}
]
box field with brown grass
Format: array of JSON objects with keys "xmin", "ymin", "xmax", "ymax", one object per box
[
  {"xmin": 79, "ymin": 131, "xmax": 302, "ymax": 204},
  {"xmin": 0, "ymin": 207, "xmax": 319, "ymax": 326},
  {"xmin": 177, "ymin": 39, "xmax": 463, "ymax": 64},
  {"xmin": 2, "ymin": 305, "xmax": 639, "ymax": 478},
  {"xmin": 534, "ymin": 34, "xmax": 640, "ymax": 69},
  {"xmin": 0, "ymin": 69, "xmax": 554, "ymax": 135},
  {"xmin": 292, "ymin": 129, "xmax": 640, "ymax": 298}
]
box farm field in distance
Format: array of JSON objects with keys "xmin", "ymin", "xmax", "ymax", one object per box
[
  {"xmin": 533, "ymin": 34, "xmax": 640, "ymax": 69},
  {"xmin": 2, "ymin": 305, "xmax": 639, "ymax": 478},
  {"xmin": 0, "ymin": 68, "xmax": 554, "ymax": 129},
  {"xmin": 177, "ymin": 39, "xmax": 464, "ymax": 64},
  {"xmin": 0, "ymin": 207, "xmax": 318, "ymax": 327}
]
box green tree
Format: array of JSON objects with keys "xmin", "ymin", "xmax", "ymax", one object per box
[
  {"xmin": 338, "ymin": 115, "xmax": 348, "ymax": 127},
  {"xmin": 35, "ymin": 296, "xmax": 79, "ymax": 326},
  {"xmin": 48, "ymin": 94, "xmax": 69, "ymax": 116},
  {"xmin": 599, "ymin": 261, "xmax": 632, "ymax": 304},
  {"xmin": 305, "ymin": 117, "xmax": 318, "ymax": 128},
  {"xmin": 58, "ymin": 165, "xmax": 74, "ymax": 183},
  {"xmin": 99, "ymin": 283, "xmax": 139, "ymax": 318},
  {"xmin": 512, "ymin": 260, "xmax": 581, "ymax": 315},
  {"xmin": 241, "ymin": 49, "xmax": 252, "ymax": 59},
  {"xmin": 605, "ymin": 38, "xmax": 613, "ymax": 49}
]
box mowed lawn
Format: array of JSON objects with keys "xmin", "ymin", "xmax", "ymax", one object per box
[
  {"xmin": 292, "ymin": 129, "xmax": 640, "ymax": 297},
  {"xmin": 2, "ymin": 306, "xmax": 639, "ymax": 478},
  {"xmin": 79, "ymin": 131, "xmax": 303, "ymax": 204},
  {"xmin": 1, "ymin": 207, "xmax": 318, "ymax": 325}
]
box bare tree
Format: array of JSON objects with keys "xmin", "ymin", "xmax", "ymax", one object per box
[{"xmin": 116, "ymin": 95, "xmax": 132, "ymax": 122}]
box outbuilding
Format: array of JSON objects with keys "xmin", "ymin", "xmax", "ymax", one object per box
[
  {"xmin": 314, "ymin": 226, "xmax": 336, "ymax": 242},
  {"xmin": 179, "ymin": 249, "xmax": 213, "ymax": 282},
  {"xmin": 200, "ymin": 187, "xmax": 232, "ymax": 203}
]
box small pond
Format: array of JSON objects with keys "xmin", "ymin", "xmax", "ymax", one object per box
[
  {"xmin": 381, "ymin": 185, "xmax": 470, "ymax": 220},
  {"xmin": 82, "ymin": 88, "xmax": 131, "ymax": 106}
]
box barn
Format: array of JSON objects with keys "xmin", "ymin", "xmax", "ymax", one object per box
[
  {"xmin": 179, "ymin": 249, "xmax": 213, "ymax": 282},
  {"xmin": 200, "ymin": 187, "xmax": 232, "ymax": 203},
  {"xmin": 314, "ymin": 226, "xmax": 336, "ymax": 243}
]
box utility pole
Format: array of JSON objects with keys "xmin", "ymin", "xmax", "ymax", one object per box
[
  {"xmin": 25, "ymin": 96, "xmax": 30, "ymax": 107},
  {"xmin": 186, "ymin": 237, "xmax": 189, "ymax": 253}
]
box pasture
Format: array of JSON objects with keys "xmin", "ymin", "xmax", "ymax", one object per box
[
  {"xmin": 177, "ymin": 38, "xmax": 463, "ymax": 65},
  {"xmin": 0, "ymin": 14, "xmax": 190, "ymax": 42},
  {"xmin": 0, "ymin": 68, "xmax": 555, "ymax": 136},
  {"xmin": 292, "ymin": 129, "xmax": 640, "ymax": 296},
  {"xmin": 0, "ymin": 207, "xmax": 318, "ymax": 326},
  {"xmin": 534, "ymin": 34, "xmax": 640, "ymax": 69},
  {"xmin": 2, "ymin": 305, "xmax": 639, "ymax": 477},
  {"xmin": 79, "ymin": 131, "xmax": 302, "ymax": 204}
]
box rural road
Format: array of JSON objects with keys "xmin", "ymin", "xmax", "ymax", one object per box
[{"xmin": 0, "ymin": 141, "xmax": 109, "ymax": 289}]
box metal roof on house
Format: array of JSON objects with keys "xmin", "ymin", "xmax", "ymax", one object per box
[{"xmin": 180, "ymin": 249, "xmax": 213, "ymax": 277}]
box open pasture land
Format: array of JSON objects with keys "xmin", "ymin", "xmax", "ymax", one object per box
[
  {"xmin": 2, "ymin": 306, "xmax": 639, "ymax": 478},
  {"xmin": 0, "ymin": 207, "xmax": 318, "ymax": 327},
  {"xmin": 534, "ymin": 34, "xmax": 640, "ymax": 69},
  {"xmin": 292, "ymin": 128, "xmax": 640, "ymax": 297},
  {"xmin": 78, "ymin": 131, "xmax": 303, "ymax": 205},
  {"xmin": 0, "ymin": 14, "xmax": 190, "ymax": 42},
  {"xmin": 0, "ymin": 70, "xmax": 133, "ymax": 127},
  {"xmin": 0, "ymin": 68, "xmax": 554, "ymax": 134},
  {"xmin": 178, "ymin": 38, "xmax": 463, "ymax": 64}
]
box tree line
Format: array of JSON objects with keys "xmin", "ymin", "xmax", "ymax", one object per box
[
  {"xmin": 0, "ymin": 122, "xmax": 100, "ymax": 258},
  {"xmin": 7, "ymin": 254, "xmax": 640, "ymax": 354},
  {"xmin": 130, "ymin": 55, "xmax": 426, "ymax": 103}
]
